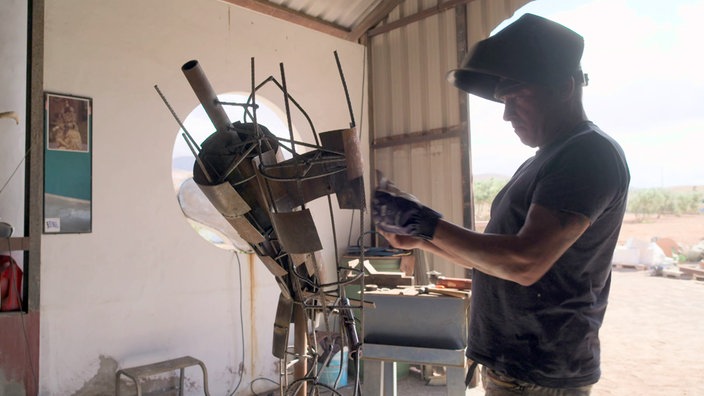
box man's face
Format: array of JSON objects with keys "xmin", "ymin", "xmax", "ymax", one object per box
[{"xmin": 495, "ymin": 83, "xmax": 562, "ymax": 148}]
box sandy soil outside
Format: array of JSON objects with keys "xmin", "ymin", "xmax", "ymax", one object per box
[
  {"xmin": 618, "ymin": 213, "xmax": 704, "ymax": 249},
  {"xmin": 593, "ymin": 269, "xmax": 704, "ymax": 395}
]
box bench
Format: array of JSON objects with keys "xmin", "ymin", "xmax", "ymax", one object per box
[{"xmin": 115, "ymin": 355, "xmax": 210, "ymax": 396}]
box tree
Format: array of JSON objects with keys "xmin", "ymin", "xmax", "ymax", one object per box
[
  {"xmin": 473, "ymin": 177, "xmax": 508, "ymax": 221},
  {"xmin": 627, "ymin": 188, "xmax": 703, "ymax": 220}
]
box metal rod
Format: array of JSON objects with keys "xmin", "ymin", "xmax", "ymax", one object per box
[
  {"xmin": 218, "ymin": 143, "xmax": 257, "ymax": 184},
  {"xmin": 216, "ymin": 100, "xmax": 258, "ymax": 110},
  {"xmin": 248, "ymin": 76, "xmax": 320, "ymax": 146},
  {"xmin": 250, "ymin": 57, "xmax": 259, "ymax": 138},
  {"xmin": 183, "ymin": 132, "xmax": 214, "ymax": 184},
  {"xmin": 153, "ymin": 84, "xmax": 199, "ymax": 152},
  {"xmin": 279, "ymin": 62, "xmax": 296, "ymax": 154},
  {"xmin": 334, "ymin": 51, "xmax": 356, "ymax": 128}
]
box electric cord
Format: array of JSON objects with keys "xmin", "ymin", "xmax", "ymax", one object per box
[
  {"xmin": 250, "ymin": 376, "xmax": 279, "ymax": 395},
  {"xmin": 227, "ymin": 250, "xmax": 247, "ymax": 396},
  {"xmin": 0, "ymin": 145, "xmax": 32, "ymax": 198}
]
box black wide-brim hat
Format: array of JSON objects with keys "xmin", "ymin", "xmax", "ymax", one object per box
[{"xmin": 447, "ymin": 13, "xmax": 584, "ymax": 102}]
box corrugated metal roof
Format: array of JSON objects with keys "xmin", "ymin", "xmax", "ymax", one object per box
[
  {"xmin": 266, "ymin": 0, "xmax": 384, "ymax": 30},
  {"xmin": 222, "ymin": 0, "xmax": 399, "ymax": 41}
]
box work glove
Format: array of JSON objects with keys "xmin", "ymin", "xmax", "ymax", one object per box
[{"xmin": 371, "ymin": 172, "xmax": 442, "ymax": 240}]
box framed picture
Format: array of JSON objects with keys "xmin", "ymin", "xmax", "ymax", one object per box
[{"xmin": 43, "ymin": 92, "xmax": 92, "ymax": 233}]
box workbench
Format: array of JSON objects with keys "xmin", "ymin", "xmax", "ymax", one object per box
[{"xmin": 361, "ymin": 288, "xmax": 471, "ymax": 395}]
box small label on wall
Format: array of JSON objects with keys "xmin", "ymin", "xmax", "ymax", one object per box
[{"xmin": 45, "ymin": 218, "xmax": 61, "ymax": 233}]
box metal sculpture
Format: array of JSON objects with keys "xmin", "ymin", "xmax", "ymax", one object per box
[{"xmin": 157, "ymin": 53, "xmax": 366, "ymax": 395}]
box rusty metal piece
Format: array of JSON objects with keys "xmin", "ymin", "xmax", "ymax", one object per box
[
  {"xmin": 196, "ymin": 181, "xmax": 251, "ymax": 218},
  {"xmin": 270, "ymin": 210, "xmax": 322, "ymax": 254},
  {"xmin": 319, "ymin": 128, "xmax": 363, "ymax": 179},
  {"xmin": 272, "ymin": 293, "xmax": 293, "ymax": 359},
  {"xmin": 257, "ymin": 132, "xmax": 365, "ymax": 210},
  {"xmin": 342, "ymin": 128, "xmax": 363, "ymax": 179},
  {"xmin": 334, "ymin": 176, "xmax": 365, "ymax": 209},
  {"xmin": 257, "ymin": 150, "xmax": 342, "ymax": 209},
  {"xmin": 320, "ymin": 128, "xmax": 365, "ymax": 209},
  {"xmin": 302, "ymin": 252, "xmax": 318, "ymax": 278},
  {"xmin": 289, "ymin": 253, "xmax": 308, "ymax": 267},
  {"xmin": 260, "ymin": 256, "xmax": 288, "ymax": 277},
  {"xmin": 226, "ymin": 216, "xmax": 265, "ymax": 244},
  {"xmin": 252, "ymin": 152, "xmax": 297, "ymax": 213},
  {"xmin": 275, "ymin": 277, "xmax": 292, "ymax": 301}
]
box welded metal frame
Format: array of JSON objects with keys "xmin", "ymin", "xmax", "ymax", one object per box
[{"xmin": 157, "ymin": 52, "xmax": 368, "ymax": 396}]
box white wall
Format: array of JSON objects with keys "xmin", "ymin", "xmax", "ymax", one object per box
[
  {"xmin": 0, "ymin": 0, "xmax": 27, "ymax": 239},
  {"xmin": 41, "ymin": 0, "xmax": 367, "ymax": 394}
]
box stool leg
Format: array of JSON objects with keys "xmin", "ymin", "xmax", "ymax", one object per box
[
  {"xmin": 115, "ymin": 373, "xmax": 121, "ymax": 396},
  {"xmin": 362, "ymin": 360, "xmax": 383, "ymax": 395},
  {"xmin": 382, "ymin": 362, "xmax": 398, "ymax": 396},
  {"xmin": 198, "ymin": 362, "xmax": 211, "ymax": 396},
  {"xmin": 179, "ymin": 367, "xmax": 185, "ymax": 396},
  {"xmin": 446, "ymin": 366, "xmax": 468, "ymax": 396}
]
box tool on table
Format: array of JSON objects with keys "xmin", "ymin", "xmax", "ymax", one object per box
[{"xmin": 418, "ymin": 286, "xmax": 468, "ymax": 298}]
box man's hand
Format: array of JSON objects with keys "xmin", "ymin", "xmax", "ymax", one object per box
[
  {"xmin": 378, "ymin": 230, "xmax": 425, "ymax": 250},
  {"xmin": 371, "ymin": 173, "xmax": 442, "ymax": 240}
]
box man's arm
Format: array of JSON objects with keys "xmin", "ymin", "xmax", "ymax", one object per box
[{"xmin": 383, "ymin": 203, "xmax": 589, "ymax": 286}]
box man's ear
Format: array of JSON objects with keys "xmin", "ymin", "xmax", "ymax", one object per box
[{"xmin": 557, "ymin": 76, "xmax": 576, "ymax": 101}]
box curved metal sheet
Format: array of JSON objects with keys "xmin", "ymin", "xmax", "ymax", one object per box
[
  {"xmin": 270, "ymin": 210, "xmax": 322, "ymax": 254},
  {"xmin": 196, "ymin": 181, "xmax": 251, "ymax": 218}
]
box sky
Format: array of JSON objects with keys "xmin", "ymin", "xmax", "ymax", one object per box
[{"xmin": 469, "ymin": 0, "xmax": 704, "ymax": 189}]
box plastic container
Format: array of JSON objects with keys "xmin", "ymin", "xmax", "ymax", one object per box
[{"xmin": 317, "ymin": 348, "xmax": 348, "ymax": 389}]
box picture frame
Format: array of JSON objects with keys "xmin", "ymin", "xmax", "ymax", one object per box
[{"xmin": 43, "ymin": 92, "xmax": 92, "ymax": 233}]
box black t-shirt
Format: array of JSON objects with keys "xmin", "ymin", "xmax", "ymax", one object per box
[{"xmin": 467, "ymin": 121, "xmax": 630, "ymax": 388}]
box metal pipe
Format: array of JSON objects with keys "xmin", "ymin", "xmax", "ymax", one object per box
[{"xmin": 181, "ymin": 60, "xmax": 235, "ymax": 138}]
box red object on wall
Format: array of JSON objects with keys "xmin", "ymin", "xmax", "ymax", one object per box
[{"xmin": 0, "ymin": 255, "xmax": 22, "ymax": 311}]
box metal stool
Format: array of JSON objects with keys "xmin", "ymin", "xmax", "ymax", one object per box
[{"xmin": 115, "ymin": 355, "xmax": 210, "ymax": 396}]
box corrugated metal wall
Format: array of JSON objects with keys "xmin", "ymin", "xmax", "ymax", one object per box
[{"xmin": 368, "ymin": 0, "xmax": 531, "ymax": 278}]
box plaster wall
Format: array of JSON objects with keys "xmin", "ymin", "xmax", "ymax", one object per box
[
  {"xmin": 0, "ymin": 0, "xmax": 27, "ymax": 237},
  {"xmin": 41, "ymin": 0, "xmax": 367, "ymax": 394}
]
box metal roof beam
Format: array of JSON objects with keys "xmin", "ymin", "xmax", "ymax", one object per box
[
  {"xmin": 367, "ymin": 0, "xmax": 477, "ymax": 38},
  {"xmin": 347, "ymin": 0, "xmax": 405, "ymax": 42}
]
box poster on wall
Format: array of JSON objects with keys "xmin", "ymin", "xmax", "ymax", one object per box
[{"xmin": 43, "ymin": 92, "xmax": 92, "ymax": 233}]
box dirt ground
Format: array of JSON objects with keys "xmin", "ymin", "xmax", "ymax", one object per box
[
  {"xmin": 617, "ymin": 213, "xmax": 704, "ymax": 250},
  {"xmin": 593, "ymin": 269, "xmax": 704, "ymax": 395}
]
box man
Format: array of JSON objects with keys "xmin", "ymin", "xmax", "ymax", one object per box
[{"xmin": 372, "ymin": 13, "xmax": 630, "ymax": 395}]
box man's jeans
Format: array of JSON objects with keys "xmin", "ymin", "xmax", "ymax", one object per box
[{"xmin": 482, "ymin": 367, "xmax": 592, "ymax": 396}]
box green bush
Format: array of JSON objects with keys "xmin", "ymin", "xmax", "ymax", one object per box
[
  {"xmin": 473, "ymin": 177, "xmax": 508, "ymax": 221},
  {"xmin": 628, "ymin": 188, "xmax": 703, "ymax": 220}
]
